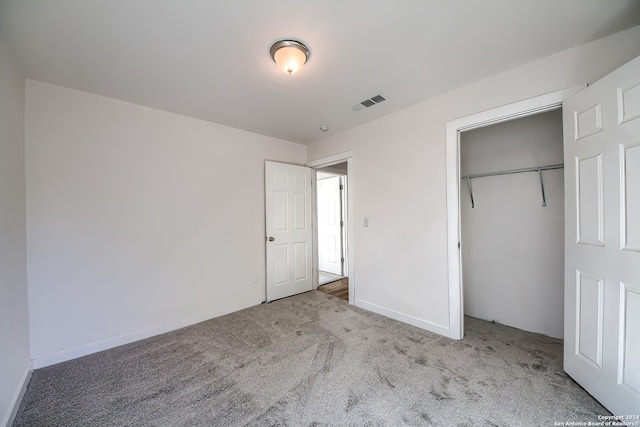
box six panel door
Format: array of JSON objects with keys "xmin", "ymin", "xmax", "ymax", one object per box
[
  {"xmin": 563, "ymin": 55, "xmax": 640, "ymax": 415},
  {"xmin": 265, "ymin": 161, "xmax": 313, "ymax": 301}
]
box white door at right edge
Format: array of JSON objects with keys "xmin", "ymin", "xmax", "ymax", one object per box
[
  {"xmin": 317, "ymin": 176, "xmax": 343, "ymax": 275},
  {"xmin": 563, "ymin": 55, "xmax": 640, "ymax": 415}
]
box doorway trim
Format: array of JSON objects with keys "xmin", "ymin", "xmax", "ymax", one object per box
[
  {"xmin": 308, "ymin": 151, "xmax": 355, "ymax": 305},
  {"xmin": 445, "ymin": 86, "xmax": 584, "ymax": 340}
]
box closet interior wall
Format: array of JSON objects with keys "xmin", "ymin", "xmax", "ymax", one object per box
[{"xmin": 460, "ymin": 109, "xmax": 564, "ymax": 339}]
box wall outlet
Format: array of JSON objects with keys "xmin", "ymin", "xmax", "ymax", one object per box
[{"xmin": 364, "ymin": 217, "xmax": 370, "ymax": 227}]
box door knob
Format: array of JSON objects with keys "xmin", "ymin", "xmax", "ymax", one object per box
[{"xmin": 268, "ymin": 236, "xmax": 275, "ymax": 242}]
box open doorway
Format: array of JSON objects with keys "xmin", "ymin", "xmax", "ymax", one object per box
[
  {"xmin": 316, "ymin": 162, "xmax": 348, "ymax": 301},
  {"xmin": 308, "ymin": 151, "xmax": 355, "ymax": 305}
]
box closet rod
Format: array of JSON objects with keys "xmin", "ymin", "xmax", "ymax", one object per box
[
  {"xmin": 462, "ymin": 163, "xmax": 564, "ymax": 208},
  {"xmin": 461, "ymin": 163, "xmax": 564, "ymax": 180}
]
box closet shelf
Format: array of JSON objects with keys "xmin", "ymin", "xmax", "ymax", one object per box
[{"xmin": 462, "ymin": 163, "xmax": 564, "ymax": 209}]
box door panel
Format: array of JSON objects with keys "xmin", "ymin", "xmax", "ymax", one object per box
[
  {"xmin": 620, "ymin": 282, "xmax": 640, "ymax": 393},
  {"xmin": 576, "ymin": 153, "xmax": 604, "ymax": 246},
  {"xmin": 294, "ymin": 193, "xmax": 307, "ymax": 229},
  {"xmin": 265, "ymin": 161, "xmax": 313, "ymax": 301},
  {"xmin": 621, "ymin": 142, "xmax": 640, "ymax": 251},
  {"xmin": 574, "ymin": 103, "xmax": 603, "ymax": 140},
  {"xmin": 576, "ymin": 271, "xmax": 604, "ymax": 368},
  {"xmin": 618, "ymin": 82, "xmax": 640, "ymax": 123},
  {"xmin": 294, "ymin": 242, "xmax": 308, "ymax": 280},
  {"xmin": 274, "ymin": 245, "xmax": 289, "ymax": 285},
  {"xmin": 563, "ymin": 55, "xmax": 640, "ymax": 415},
  {"xmin": 274, "ymin": 192, "xmax": 288, "ymax": 230}
]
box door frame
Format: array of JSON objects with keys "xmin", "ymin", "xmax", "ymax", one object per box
[
  {"xmin": 307, "ymin": 151, "xmax": 355, "ymax": 305},
  {"xmin": 445, "ymin": 86, "xmax": 584, "ymax": 340}
]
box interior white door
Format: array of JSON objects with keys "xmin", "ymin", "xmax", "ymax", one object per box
[
  {"xmin": 317, "ymin": 176, "xmax": 343, "ymax": 275},
  {"xmin": 265, "ymin": 161, "xmax": 313, "ymax": 301},
  {"xmin": 563, "ymin": 55, "xmax": 640, "ymax": 415}
]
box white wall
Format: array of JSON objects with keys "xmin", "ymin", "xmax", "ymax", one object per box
[
  {"xmin": 460, "ymin": 109, "xmax": 564, "ymax": 338},
  {"xmin": 0, "ymin": 37, "xmax": 31, "ymax": 426},
  {"xmin": 306, "ymin": 26, "xmax": 640, "ymax": 337},
  {"xmin": 25, "ymin": 81, "xmax": 306, "ymax": 367}
]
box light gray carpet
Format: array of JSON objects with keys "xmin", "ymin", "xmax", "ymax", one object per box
[{"xmin": 14, "ymin": 291, "xmax": 609, "ymax": 426}]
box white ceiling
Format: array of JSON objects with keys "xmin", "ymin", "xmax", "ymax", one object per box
[{"xmin": 1, "ymin": 1, "xmax": 639, "ymax": 144}]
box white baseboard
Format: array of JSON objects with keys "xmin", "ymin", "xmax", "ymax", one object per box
[
  {"xmin": 32, "ymin": 298, "xmax": 261, "ymax": 369},
  {"xmin": 3, "ymin": 362, "xmax": 32, "ymax": 427},
  {"xmin": 354, "ymin": 298, "xmax": 450, "ymax": 338}
]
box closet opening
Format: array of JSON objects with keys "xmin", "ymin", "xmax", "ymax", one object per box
[{"xmin": 459, "ymin": 108, "xmax": 564, "ymax": 339}]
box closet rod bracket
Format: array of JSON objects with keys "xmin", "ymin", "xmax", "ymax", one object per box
[{"xmin": 538, "ymin": 168, "xmax": 547, "ymax": 207}]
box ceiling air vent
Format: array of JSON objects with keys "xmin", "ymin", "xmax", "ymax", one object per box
[{"xmin": 352, "ymin": 95, "xmax": 386, "ymax": 112}]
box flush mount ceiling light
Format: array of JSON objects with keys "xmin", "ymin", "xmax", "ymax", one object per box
[{"xmin": 270, "ymin": 39, "xmax": 310, "ymax": 75}]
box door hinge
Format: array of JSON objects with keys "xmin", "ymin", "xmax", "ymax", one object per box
[
  {"xmin": 458, "ymin": 242, "xmax": 461, "ymax": 249},
  {"xmin": 341, "ymin": 257, "xmax": 345, "ymax": 264},
  {"xmin": 340, "ymin": 220, "xmax": 344, "ymax": 227},
  {"xmin": 340, "ymin": 184, "xmax": 344, "ymax": 190}
]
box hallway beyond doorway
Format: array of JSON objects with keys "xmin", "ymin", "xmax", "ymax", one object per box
[{"xmin": 318, "ymin": 271, "xmax": 348, "ymax": 301}]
